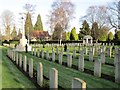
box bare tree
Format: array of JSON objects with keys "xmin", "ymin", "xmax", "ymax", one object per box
[
  {"xmin": 80, "ymin": 5, "xmax": 109, "ymax": 29},
  {"xmin": 1, "ymin": 10, "xmax": 14, "ymax": 29},
  {"xmin": 1, "ymin": 10, "xmax": 14, "ymax": 41},
  {"xmin": 23, "ymin": 3, "xmax": 36, "ymax": 18},
  {"xmin": 47, "ymin": 0, "xmax": 75, "ymax": 42},
  {"xmin": 107, "ymin": 0, "xmax": 120, "ymax": 30}
]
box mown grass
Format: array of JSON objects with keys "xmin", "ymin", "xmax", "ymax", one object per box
[
  {"xmin": 34, "ymin": 46, "xmax": 115, "ymax": 77},
  {"xmin": 1, "ymin": 46, "xmax": 37, "ymax": 88},
  {"xmin": 19, "ymin": 50, "xmax": 120, "ymax": 89}
]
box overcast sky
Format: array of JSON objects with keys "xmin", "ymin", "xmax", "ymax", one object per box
[{"xmin": 0, "ymin": 0, "xmax": 114, "ymax": 34}]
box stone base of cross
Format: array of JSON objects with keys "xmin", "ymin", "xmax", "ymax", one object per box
[{"xmin": 15, "ymin": 37, "xmax": 32, "ymax": 52}]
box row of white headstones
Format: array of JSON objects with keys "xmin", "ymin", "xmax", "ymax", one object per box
[
  {"xmin": 7, "ymin": 49, "xmax": 86, "ymax": 89},
  {"xmin": 30, "ymin": 42, "xmax": 114, "ymax": 47},
  {"xmin": 31, "ymin": 45, "xmax": 120, "ymax": 83}
]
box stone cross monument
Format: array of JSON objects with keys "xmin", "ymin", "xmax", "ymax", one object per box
[{"xmin": 15, "ymin": 15, "xmax": 31, "ymax": 51}]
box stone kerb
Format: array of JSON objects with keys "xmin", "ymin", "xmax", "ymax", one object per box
[
  {"xmin": 67, "ymin": 54, "xmax": 72, "ymax": 67},
  {"xmin": 94, "ymin": 57, "xmax": 101, "ymax": 77},
  {"xmin": 78, "ymin": 51, "xmax": 84, "ymax": 71},
  {"xmin": 29, "ymin": 58, "xmax": 33, "ymax": 78},
  {"xmin": 72, "ymin": 78, "xmax": 86, "ymax": 90},
  {"xmin": 50, "ymin": 68, "xmax": 58, "ymax": 89},
  {"xmin": 37, "ymin": 62, "xmax": 43, "ymax": 87}
]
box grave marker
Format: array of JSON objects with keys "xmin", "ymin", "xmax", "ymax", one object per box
[
  {"xmin": 52, "ymin": 51, "xmax": 55, "ymax": 61},
  {"xmin": 94, "ymin": 57, "xmax": 101, "ymax": 77},
  {"xmin": 37, "ymin": 62, "xmax": 43, "ymax": 87},
  {"xmin": 23, "ymin": 55, "xmax": 27, "ymax": 72},
  {"xmin": 29, "ymin": 58, "xmax": 33, "ymax": 78},
  {"xmin": 78, "ymin": 51, "xmax": 84, "ymax": 71},
  {"xmin": 89, "ymin": 51, "xmax": 93, "ymax": 61},
  {"xmin": 67, "ymin": 54, "xmax": 72, "ymax": 67},
  {"xmin": 50, "ymin": 68, "xmax": 58, "ymax": 88},
  {"xmin": 72, "ymin": 78, "xmax": 86, "ymax": 90},
  {"xmin": 58, "ymin": 52, "xmax": 62, "ymax": 64}
]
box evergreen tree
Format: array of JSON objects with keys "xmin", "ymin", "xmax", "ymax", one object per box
[
  {"xmin": 34, "ymin": 14, "xmax": 43, "ymax": 30},
  {"xmin": 17, "ymin": 29, "xmax": 22, "ymax": 40},
  {"xmin": 79, "ymin": 20, "xmax": 90, "ymax": 40},
  {"xmin": 5, "ymin": 26, "xmax": 11, "ymax": 41},
  {"xmin": 70, "ymin": 27, "xmax": 78, "ymax": 40},
  {"xmin": 52, "ymin": 23, "xmax": 63, "ymax": 40},
  {"xmin": 108, "ymin": 32, "xmax": 114, "ymax": 41},
  {"xmin": 11, "ymin": 26, "xmax": 17, "ymax": 40},
  {"xmin": 66, "ymin": 32, "xmax": 70, "ymax": 40},
  {"xmin": 91, "ymin": 22, "xmax": 99, "ymax": 42},
  {"xmin": 115, "ymin": 30, "xmax": 120, "ymax": 41},
  {"xmin": 25, "ymin": 12, "xmax": 33, "ymax": 39}
]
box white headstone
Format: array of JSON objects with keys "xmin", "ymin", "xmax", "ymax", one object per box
[
  {"xmin": 50, "ymin": 68, "xmax": 58, "ymax": 88},
  {"xmin": 115, "ymin": 50, "xmax": 120, "ymax": 83},
  {"xmin": 52, "ymin": 51, "xmax": 55, "ymax": 61},
  {"xmin": 89, "ymin": 51, "xmax": 93, "ymax": 61},
  {"xmin": 29, "ymin": 58, "xmax": 33, "ymax": 78},
  {"xmin": 94, "ymin": 57, "xmax": 101, "ymax": 77},
  {"xmin": 115, "ymin": 62, "xmax": 120, "ymax": 83},
  {"xmin": 46, "ymin": 51, "xmax": 49, "ymax": 60},
  {"xmin": 72, "ymin": 78, "xmax": 86, "ymax": 90},
  {"xmin": 19, "ymin": 54, "xmax": 22, "ymax": 68},
  {"xmin": 13, "ymin": 51, "xmax": 16, "ymax": 62},
  {"xmin": 37, "ymin": 62, "xmax": 43, "ymax": 87},
  {"xmin": 41, "ymin": 50, "xmax": 44, "ymax": 58},
  {"xmin": 58, "ymin": 52, "xmax": 62, "ymax": 64},
  {"xmin": 100, "ymin": 52, "xmax": 105, "ymax": 64},
  {"xmin": 78, "ymin": 51, "xmax": 84, "ymax": 71},
  {"xmin": 56, "ymin": 47, "xmax": 58, "ymax": 55},
  {"xmin": 16, "ymin": 52, "xmax": 18, "ymax": 65},
  {"xmin": 67, "ymin": 54, "xmax": 72, "ymax": 67},
  {"xmin": 73, "ymin": 50, "xmax": 76, "ymax": 58},
  {"xmin": 23, "ymin": 55, "xmax": 27, "ymax": 72}
]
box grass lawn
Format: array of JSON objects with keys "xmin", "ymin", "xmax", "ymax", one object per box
[
  {"xmin": 19, "ymin": 50, "xmax": 120, "ymax": 89},
  {"xmin": 34, "ymin": 46, "xmax": 115, "ymax": 77},
  {"xmin": 1, "ymin": 46, "xmax": 37, "ymax": 88}
]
